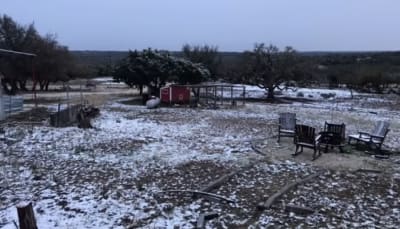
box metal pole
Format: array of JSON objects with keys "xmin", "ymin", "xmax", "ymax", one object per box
[
  {"xmin": 8, "ymin": 95, "xmax": 11, "ymax": 116},
  {"xmin": 57, "ymin": 99, "xmax": 61, "ymax": 127},
  {"xmin": 205, "ymin": 87, "xmax": 208, "ymax": 104},
  {"xmin": 66, "ymin": 82, "xmax": 71, "ymax": 121},
  {"xmin": 0, "ymin": 48, "xmax": 36, "ymax": 57},
  {"xmin": 243, "ymin": 86, "xmax": 246, "ymax": 105},
  {"xmin": 231, "ymin": 86, "xmax": 234, "ymax": 106},
  {"xmin": 31, "ymin": 57, "xmax": 37, "ymax": 108},
  {"xmin": 66, "ymin": 82, "xmax": 70, "ymax": 109},
  {"xmin": 214, "ymin": 86, "xmax": 217, "ymax": 107},
  {"xmin": 0, "ymin": 78, "xmax": 4, "ymax": 120},
  {"xmin": 221, "ymin": 85, "xmax": 223, "ymax": 105},
  {"xmin": 80, "ymin": 83, "xmax": 83, "ymax": 105}
]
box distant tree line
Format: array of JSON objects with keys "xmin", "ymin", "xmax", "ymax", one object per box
[
  {"xmin": 2, "ymin": 15, "xmax": 400, "ymax": 98},
  {"xmin": 111, "ymin": 43, "xmax": 400, "ymax": 98},
  {"xmin": 74, "ymin": 44, "xmax": 400, "ymax": 99},
  {"xmin": 313, "ymin": 53, "xmax": 400, "ymax": 95},
  {"xmin": 0, "ymin": 14, "xmax": 90, "ymax": 94}
]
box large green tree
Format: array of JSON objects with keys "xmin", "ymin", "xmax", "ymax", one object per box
[
  {"xmin": 32, "ymin": 34, "xmax": 73, "ymax": 91},
  {"xmin": 114, "ymin": 49, "xmax": 210, "ymax": 96},
  {"xmin": 182, "ymin": 44, "xmax": 220, "ymax": 79},
  {"xmin": 0, "ymin": 15, "xmax": 37, "ymax": 93}
]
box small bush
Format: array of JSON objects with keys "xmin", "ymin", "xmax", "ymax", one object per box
[
  {"xmin": 296, "ymin": 92, "xmax": 304, "ymax": 97},
  {"xmin": 320, "ymin": 93, "xmax": 336, "ymax": 99}
]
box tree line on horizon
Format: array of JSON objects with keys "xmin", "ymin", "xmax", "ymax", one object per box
[
  {"xmin": 1, "ymin": 14, "xmax": 400, "ymax": 97},
  {"xmin": 111, "ymin": 44, "xmax": 400, "ymax": 98}
]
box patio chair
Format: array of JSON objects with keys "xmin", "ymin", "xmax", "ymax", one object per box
[
  {"xmin": 277, "ymin": 113, "xmax": 296, "ymax": 143},
  {"xmin": 293, "ymin": 124, "xmax": 320, "ymax": 160},
  {"xmin": 318, "ymin": 122, "xmax": 346, "ymax": 153},
  {"xmin": 348, "ymin": 121, "xmax": 390, "ymax": 154}
]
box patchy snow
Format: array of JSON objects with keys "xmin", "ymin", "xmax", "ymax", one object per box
[
  {"xmin": 1, "ymin": 88, "xmax": 400, "ymax": 228},
  {"xmin": 92, "ymin": 77, "xmax": 114, "ymax": 82},
  {"xmin": 227, "ymin": 84, "xmax": 358, "ymax": 100}
]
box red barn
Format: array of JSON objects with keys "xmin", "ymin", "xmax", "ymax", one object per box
[{"xmin": 160, "ymin": 85, "xmax": 191, "ymax": 104}]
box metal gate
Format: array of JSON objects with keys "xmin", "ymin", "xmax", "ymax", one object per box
[{"xmin": 0, "ymin": 96, "xmax": 24, "ymax": 119}]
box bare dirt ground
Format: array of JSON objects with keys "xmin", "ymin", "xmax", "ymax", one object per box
[
  {"xmin": 253, "ymin": 138, "xmax": 397, "ymax": 172},
  {"xmin": 1, "ymin": 87, "xmax": 399, "ymax": 228}
]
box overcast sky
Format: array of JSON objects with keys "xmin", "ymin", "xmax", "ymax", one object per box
[{"xmin": 1, "ymin": 0, "xmax": 399, "ymax": 51}]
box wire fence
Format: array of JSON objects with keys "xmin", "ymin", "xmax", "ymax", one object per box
[{"xmin": 0, "ymin": 96, "xmax": 24, "ymax": 119}]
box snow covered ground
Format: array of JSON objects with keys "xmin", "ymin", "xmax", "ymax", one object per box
[
  {"xmin": 1, "ymin": 88, "xmax": 399, "ymax": 228},
  {"xmin": 225, "ymin": 84, "xmax": 356, "ymax": 100}
]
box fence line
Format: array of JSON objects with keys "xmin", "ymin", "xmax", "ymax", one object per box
[{"xmin": 0, "ymin": 96, "xmax": 24, "ymax": 119}]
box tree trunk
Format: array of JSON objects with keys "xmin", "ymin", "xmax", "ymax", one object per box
[
  {"xmin": 32, "ymin": 80, "xmax": 37, "ymax": 91},
  {"xmin": 11, "ymin": 80, "xmax": 18, "ymax": 94},
  {"xmin": 18, "ymin": 80, "xmax": 28, "ymax": 91},
  {"xmin": 39, "ymin": 81, "xmax": 45, "ymax": 91},
  {"xmin": 148, "ymin": 85, "xmax": 158, "ymax": 97},
  {"xmin": 349, "ymin": 87, "xmax": 354, "ymax": 99},
  {"xmin": 139, "ymin": 85, "xmax": 143, "ymax": 95},
  {"xmin": 2, "ymin": 80, "xmax": 19, "ymax": 95},
  {"xmin": 17, "ymin": 202, "xmax": 38, "ymax": 229},
  {"xmin": 45, "ymin": 81, "xmax": 50, "ymax": 91},
  {"xmin": 1, "ymin": 79, "xmax": 14, "ymax": 95},
  {"xmin": 267, "ymin": 85, "xmax": 274, "ymax": 99}
]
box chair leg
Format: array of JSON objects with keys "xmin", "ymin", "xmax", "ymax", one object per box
[
  {"xmin": 348, "ymin": 137, "xmax": 353, "ymax": 145},
  {"xmin": 293, "ymin": 145, "xmax": 299, "ymax": 156},
  {"xmin": 373, "ymin": 143, "xmax": 383, "ymax": 155},
  {"xmin": 312, "ymin": 146, "xmax": 320, "ymax": 161},
  {"xmin": 277, "ymin": 133, "xmax": 280, "ymax": 143},
  {"xmin": 324, "ymin": 145, "xmax": 329, "ymax": 153},
  {"xmin": 312, "ymin": 148, "xmax": 316, "ymax": 160}
]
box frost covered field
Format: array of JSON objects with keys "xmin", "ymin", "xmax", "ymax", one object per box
[{"xmin": 1, "ymin": 87, "xmax": 400, "ymax": 228}]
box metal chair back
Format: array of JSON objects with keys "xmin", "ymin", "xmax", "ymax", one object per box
[
  {"xmin": 279, "ymin": 113, "xmax": 296, "ymax": 131},
  {"xmin": 371, "ymin": 121, "xmax": 390, "ymax": 137}
]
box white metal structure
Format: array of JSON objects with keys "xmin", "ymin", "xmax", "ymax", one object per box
[
  {"xmin": 0, "ymin": 49, "xmax": 36, "ymax": 120},
  {"xmin": 0, "ymin": 85, "xmax": 4, "ymax": 120}
]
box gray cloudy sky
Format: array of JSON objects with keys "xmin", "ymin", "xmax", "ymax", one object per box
[{"xmin": 1, "ymin": 0, "xmax": 399, "ymax": 51}]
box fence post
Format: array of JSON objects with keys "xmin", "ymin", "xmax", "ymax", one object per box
[
  {"xmin": 17, "ymin": 202, "xmax": 38, "ymax": 229},
  {"xmin": 0, "ymin": 95, "xmax": 4, "ymax": 121}
]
